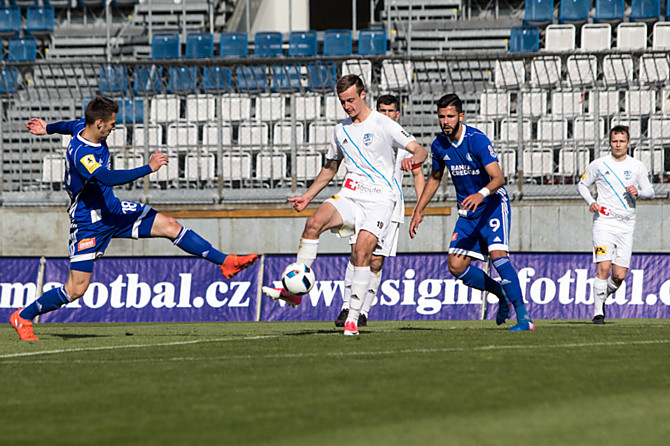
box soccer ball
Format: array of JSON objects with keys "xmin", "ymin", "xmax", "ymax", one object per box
[{"xmin": 281, "ymin": 262, "xmax": 316, "ymax": 296}]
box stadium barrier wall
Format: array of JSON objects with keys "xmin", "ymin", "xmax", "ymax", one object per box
[{"xmin": 1, "ymin": 253, "xmax": 669, "ymax": 323}]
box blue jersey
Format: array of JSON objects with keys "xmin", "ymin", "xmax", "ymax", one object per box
[
  {"xmin": 431, "ymin": 124, "xmax": 507, "ymax": 218},
  {"xmin": 48, "ymin": 119, "xmax": 123, "ymax": 225}
]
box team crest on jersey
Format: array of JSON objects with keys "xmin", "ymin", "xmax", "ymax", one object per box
[
  {"xmin": 78, "ymin": 238, "xmax": 96, "ymax": 251},
  {"xmin": 488, "ymin": 145, "xmax": 496, "ymax": 157},
  {"xmin": 363, "ymin": 133, "xmax": 373, "ymax": 146},
  {"xmin": 466, "ymin": 153, "xmax": 473, "ymax": 162},
  {"xmin": 624, "ymin": 170, "xmax": 632, "ymax": 180},
  {"xmin": 594, "ymin": 245, "xmax": 607, "ymax": 256},
  {"xmin": 80, "ymin": 154, "xmax": 102, "ymax": 174}
]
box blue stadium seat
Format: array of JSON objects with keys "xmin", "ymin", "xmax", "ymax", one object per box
[
  {"xmin": 185, "ymin": 32, "xmax": 213, "ymax": 59},
  {"xmin": 202, "ymin": 66, "xmax": 233, "ymax": 91},
  {"xmin": 236, "ymin": 65, "xmax": 267, "ymax": 91},
  {"xmin": 306, "ymin": 62, "xmax": 337, "ymax": 90},
  {"xmin": 151, "ymin": 33, "xmax": 179, "ymax": 59},
  {"xmin": 0, "ymin": 66, "xmax": 18, "ymax": 94},
  {"xmin": 254, "ymin": 31, "xmax": 282, "ymax": 57},
  {"xmin": 0, "ymin": 6, "xmax": 20, "ymax": 35},
  {"xmin": 630, "ymin": 0, "xmax": 661, "ymax": 21},
  {"xmin": 595, "ymin": 0, "xmax": 625, "ymax": 22},
  {"xmin": 559, "ymin": 0, "xmax": 590, "ymax": 23},
  {"xmin": 358, "ymin": 28, "xmax": 387, "ymax": 55},
  {"xmin": 167, "ymin": 66, "xmax": 198, "ymax": 93},
  {"xmin": 323, "ymin": 29, "xmax": 352, "ymax": 56},
  {"xmin": 667, "ymin": 0, "xmax": 670, "ymax": 19},
  {"xmin": 288, "ymin": 30, "xmax": 317, "ymax": 56},
  {"xmin": 220, "ymin": 31, "xmax": 248, "ymax": 57},
  {"xmin": 26, "ymin": 5, "xmax": 55, "ymax": 34},
  {"xmin": 524, "ymin": 0, "xmax": 554, "ymax": 24},
  {"xmin": 272, "ymin": 64, "xmax": 302, "ymax": 92},
  {"xmin": 8, "ymin": 35, "xmax": 37, "ymax": 61},
  {"xmin": 99, "ymin": 64, "xmax": 128, "ymax": 94},
  {"xmin": 116, "ymin": 98, "xmax": 144, "ymax": 124},
  {"xmin": 510, "ymin": 25, "xmax": 540, "ymax": 52},
  {"xmin": 133, "ymin": 65, "xmax": 163, "ymax": 94}
]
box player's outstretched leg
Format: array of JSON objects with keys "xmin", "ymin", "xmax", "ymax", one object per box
[
  {"xmin": 9, "ymin": 308, "xmax": 39, "ymax": 341},
  {"xmin": 261, "ymin": 286, "xmax": 302, "ymax": 307},
  {"xmin": 492, "ymin": 257, "xmax": 535, "ymax": 331},
  {"xmin": 220, "ymin": 254, "xmax": 258, "ymax": 279},
  {"xmin": 9, "ymin": 285, "xmax": 75, "ymax": 341},
  {"xmin": 457, "ymin": 264, "xmax": 509, "ymax": 324}
]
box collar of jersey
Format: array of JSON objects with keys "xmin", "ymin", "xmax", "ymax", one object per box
[
  {"xmin": 76, "ymin": 130, "xmax": 101, "ymax": 147},
  {"xmin": 448, "ymin": 123, "xmax": 467, "ymax": 148}
]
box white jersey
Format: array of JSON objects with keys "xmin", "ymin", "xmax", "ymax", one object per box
[
  {"xmin": 326, "ymin": 110, "xmax": 416, "ymax": 202},
  {"xmin": 391, "ymin": 148, "xmax": 413, "ymax": 223},
  {"xmin": 579, "ymin": 154, "xmax": 652, "ymax": 221}
]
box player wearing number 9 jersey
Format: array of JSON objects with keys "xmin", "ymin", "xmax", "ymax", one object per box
[
  {"xmin": 9, "ymin": 96, "xmax": 257, "ymax": 341},
  {"xmin": 410, "ymin": 93, "xmax": 534, "ymax": 331}
]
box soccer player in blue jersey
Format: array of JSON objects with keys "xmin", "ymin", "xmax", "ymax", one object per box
[
  {"xmin": 409, "ymin": 93, "xmax": 534, "ymax": 331},
  {"xmin": 9, "ymin": 96, "xmax": 257, "ymax": 341}
]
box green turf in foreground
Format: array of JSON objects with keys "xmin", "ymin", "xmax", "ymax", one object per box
[{"xmin": 1, "ymin": 319, "xmax": 669, "ymax": 446}]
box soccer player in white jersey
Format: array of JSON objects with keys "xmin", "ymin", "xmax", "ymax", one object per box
[
  {"xmin": 335, "ymin": 94, "xmax": 425, "ymax": 328},
  {"xmin": 9, "ymin": 97, "xmax": 257, "ymax": 341},
  {"xmin": 577, "ymin": 125, "xmax": 654, "ymax": 324},
  {"xmin": 410, "ymin": 93, "xmax": 534, "ymax": 331},
  {"xmin": 262, "ymin": 75, "xmax": 428, "ymax": 336}
]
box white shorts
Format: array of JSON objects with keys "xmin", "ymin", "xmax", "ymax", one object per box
[
  {"xmin": 592, "ymin": 217, "xmax": 635, "ymax": 268},
  {"xmin": 325, "ymin": 192, "xmax": 394, "ymax": 246},
  {"xmin": 349, "ymin": 220, "xmax": 401, "ymax": 257}
]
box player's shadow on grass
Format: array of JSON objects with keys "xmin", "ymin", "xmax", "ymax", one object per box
[
  {"xmin": 50, "ymin": 333, "xmax": 109, "ymax": 339},
  {"xmin": 285, "ymin": 329, "xmax": 336, "ymax": 336},
  {"xmin": 547, "ymin": 321, "xmax": 615, "ymax": 325}
]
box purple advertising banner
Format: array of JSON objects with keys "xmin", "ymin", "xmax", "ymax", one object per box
[
  {"xmin": 1, "ymin": 253, "xmax": 669, "ymax": 323},
  {"xmin": 37, "ymin": 257, "xmax": 260, "ymax": 323}
]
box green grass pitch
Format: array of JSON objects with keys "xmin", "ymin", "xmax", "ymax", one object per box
[{"xmin": 2, "ymin": 319, "xmax": 669, "ymax": 446}]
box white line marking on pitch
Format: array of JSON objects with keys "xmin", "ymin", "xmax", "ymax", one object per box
[{"xmin": 1, "ymin": 338, "xmax": 669, "ymax": 364}]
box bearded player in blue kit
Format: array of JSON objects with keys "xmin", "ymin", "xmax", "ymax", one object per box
[
  {"xmin": 410, "ymin": 93, "xmax": 534, "ymax": 331},
  {"xmin": 9, "ymin": 96, "xmax": 257, "ymax": 341}
]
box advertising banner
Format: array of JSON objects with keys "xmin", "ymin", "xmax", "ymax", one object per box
[{"xmin": 1, "ymin": 253, "xmax": 669, "ymax": 323}]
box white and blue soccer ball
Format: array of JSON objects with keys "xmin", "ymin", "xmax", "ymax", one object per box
[{"xmin": 281, "ymin": 262, "xmax": 316, "ymax": 296}]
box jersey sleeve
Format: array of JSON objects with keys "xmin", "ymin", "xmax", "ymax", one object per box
[
  {"xmin": 472, "ymin": 132, "xmax": 498, "ymax": 167},
  {"xmin": 385, "ymin": 119, "xmax": 416, "ymax": 150},
  {"xmin": 73, "ymin": 147, "xmax": 104, "ymax": 179},
  {"xmin": 636, "ymin": 161, "xmax": 653, "ymax": 194},
  {"xmin": 430, "ymin": 138, "xmax": 445, "ymax": 172},
  {"xmin": 325, "ymin": 125, "xmax": 343, "ymax": 161},
  {"xmin": 578, "ymin": 160, "xmax": 598, "ymax": 187},
  {"xmin": 46, "ymin": 119, "xmax": 84, "ymax": 136}
]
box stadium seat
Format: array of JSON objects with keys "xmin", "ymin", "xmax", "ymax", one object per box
[
  {"xmin": 566, "ymin": 55, "xmax": 597, "ymax": 86},
  {"xmin": 221, "ymin": 152, "xmax": 253, "ymax": 181},
  {"xmin": 323, "ymin": 29, "xmax": 352, "ymax": 56},
  {"xmin": 592, "ymin": 90, "xmax": 621, "ymax": 116},
  {"xmin": 497, "ymin": 147, "xmax": 518, "ymax": 179},
  {"xmin": 358, "ymin": 28, "xmax": 387, "ymax": 55},
  {"xmin": 237, "ymin": 65, "xmax": 267, "ymax": 91},
  {"xmin": 185, "ymin": 94, "xmax": 215, "ymax": 122},
  {"xmin": 202, "ymin": 122, "xmax": 233, "ymax": 147},
  {"xmin": 603, "ymin": 55, "xmax": 634, "ymax": 86},
  {"xmin": 8, "ymin": 35, "xmax": 36, "ymax": 61},
  {"xmin": 342, "ymin": 59, "xmax": 372, "ymax": 89},
  {"xmin": 150, "ymin": 94, "xmax": 180, "ymax": 122},
  {"xmin": 0, "ymin": 6, "xmax": 20, "ymax": 35},
  {"xmin": 544, "ymin": 24, "xmax": 576, "ymax": 51},
  {"xmin": 630, "ymin": 0, "xmax": 661, "ymax": 21},
  {"xmin": 220, "ymin": 94, "xmax": 252, "ymax": 121},
  {"xmin": 595, "ymin": 0, "xmax": 624, "ymax": 23},
  {"xmin": 558, "ymin": 149, "xmax": 590, "ymax": 176},
  {"xmin": 559, "ymin": 0, "xmax": 590, "ymax": 24},
  {"xmin": 26, "ymin": 5, "xmax": 54, "ymax": 34},
  {"xmin": 324, "ymin": 95, "xmax": 348, "ymax": 120},
  {"xmin": 271, "ymin": 63, "xmax": 302, "ymax": 92},
  {"xmin": 479, "ymin": 91, "xmax": 509, "ymax": 117},
  {"xmin": 288, "ymin": 30, "xmax": 317, "ymax": 57},
  {"xmin": 294, "ymin": 152, "xmax": 322, "ymax": 180},
  {"xmin": 167, "ymin": 66, "xmax": 198, "ymax": 93},
  {"xmin": 521, "ymin": 90, "xmax": 548, "ymax": 118},
  {"xmin": 256, "ymin": 152, "xmax": 288, "ymax": 181},
  {"xmin": 167, "ymin": 122, "xmax": 198, "ymax": 149},
  {"xmin": 220, "ymin": 31, "xmax": 248, "ymax": 57},
  {"xmin": 573, "ymin": 117, "xmax": 606, "ymax": 144},
  {"xmin": 537, "ymin": 117, "xmax": 568, "ymax": 143},
  {"xmin": 639, "ymin": 55, "xmax": 670, "ymax": 84},
  {"xmin": 616, "ymin": 23, "xmax": 647, "ymax": 50},
  {"xmin": 667, "ymin": 0, "xmax": 670, "ymax": 20},
  {"xmin": 661, "ymin": 88, "xmax": 670, "ymax": 114},
  {"xmin": 652, "ymin": 22, "xmax": 670, "ymax": 48},
  {"xmin": 185, "ymin": 153, "xmax": 216, "ymax": 181},
  {"xmin": 255, "ymin": 93, "xmax": 285, "ymax": 122},
  {"xmin": 273, "ymin": 122, "xmax": 305, "ymax": 147},
  {"xmin": 254, "ymin": 31, "xmax": 282, "ymax": 57},
  {"xmin": 522, "ymin": 148, "xmax": 555, "ymax": 179},
  {"xmin": 116, "ymin": 98, "xmax": 144, "ymax": 124},
  {"xmin": 380, "ymin": 60, "xmax": 413, "ymax": 91},
  {"xmin": 580, "ymin": 24, "xmax": 612, "ymax": 50},
  {"xmin": 634, "ymin": 146, "xmax": 665, "ymax": 174},
  {"xmin": 152, "ymin": 33, "xmax": 179, "ymax": 59},
  {"xmin": 133, "ymin": 65, "xmax": 163, "ymax": 94},
  {"xmin": 509, "ymin": 25, "xmax": 539, "ymax": 53},
  {"xmin": 494, "ymin": 60, "xmax": 525, "ymax": 88},
  {"xmin": 468, "ymin": 119, "xmax": 496, "ymax": 139},
  {"xmin": 106, "ymin": 124, "xmax": 127, "ymax": 149},
  {"xmin": 149, "ymin": 154, "xmax": 179, "ymax": 182},
  {"xmin": 648, "ymin": 116, "xmax": 670, "ymax": 141},
  {"xmin": 308, "ymin": 121, "xmax": 337, "ymax": 145},
  {"xmin": 611, "ymin": 115, "xmax": 642, "ymax": 140},
  {"xmin": 306, "ymin": 62, "xmax": 337, "ymax": 90},
  {"xmin": 294, "ymin": 94, "xmax": 321, "ymax": 121},
  {"xmin": 132, "ymin": 124, "xmax": 162, "ymax": 147},
  {"xmin": 99, "ymin": 64, "xmax": 128, "ymax": 94},
  {"xmin": 202, "ymin": 66, "xmax": 233, "ymax": 92},
  {"xmin": 238, "ymin": 122, "xmax": 269, "ymax": 148},
  {"xmin": 624, "ymin": 89, "xmax": 656, "ymax": 115},
  {"xmin": 500, "ymin": 118, "xmax": 532, "ymax": 143},
  {"xmin": 530, "ymin": 56, "xmax": 561, "ymax": 87},
  {"xmin": 185, "ymin": 32, "xmax": 214, "ymax": 59},
  {"xmin": 551, "ymin": 91, "xmax": 588, "ymax": 116},
  {"xmin": 41, "ymin": 154, "xmax": 65, "ymax": 184},
  {"xmin": 524, "ymin": 0, "xmax": 554, "ymax": 24}
]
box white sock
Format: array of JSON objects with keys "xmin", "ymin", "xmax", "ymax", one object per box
[
  {"xmin": 606, "ymin": 276, "xmax": 620, "ymax": 296},
  {"xmin": 346, "ymin": 266, "xmax": 370, "ymax": 324},
  {"xmin": 361, "ymin": 270, "xmax": 382, "ymax": 317},
  {"xmin": 342, "ymin": 261, "xmax": 354, "ymax": 310},
  {"xmin": 296, "ymin": 238, "xmax": 319, "ymax": 267},
  {"xmin": 593, "ymin": 278, "xmax": 607, "ymax": 317}
]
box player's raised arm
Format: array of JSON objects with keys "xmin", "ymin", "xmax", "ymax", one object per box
[{"xmin": 288, "ymin": 158, "xmax": 341, "ymax": 212}]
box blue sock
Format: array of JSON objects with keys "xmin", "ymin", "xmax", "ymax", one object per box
[
  {"xmin": 174, "ymin": 228, "xmax": 226, "ymax": 265},
  {"xmin": 492, "ymin": 256, "xmax": 531, "ymax": 322},
  {"xmin": 20, "ymin": 286, "xmax": 72, "ymax": 320},
  {"xmin": 457, "ymin": 265, "xmax": 504, "ymax": 298}
]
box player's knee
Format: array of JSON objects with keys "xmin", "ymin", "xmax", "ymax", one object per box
[
  {"xmin": 303, "ymin": 216, "xmax": 325, "ymax": 238},
  {"xmin": 370, "ymin": 256, "xmax": 384, "ymax": 273},
  {"xmin": 65, "ymin": 283, "xmax": 88, "ymax": 300},
  {"xmin": 612, "ymin": 272, "xmax": 626, "ymax": 283}
]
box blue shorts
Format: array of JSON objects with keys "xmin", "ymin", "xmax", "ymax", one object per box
[
  {"xmin": 69, "ymin": 201, "xmax": 157, "ymax": 272},
  {"xmin": 449, "ymin": 194, "xmax": 511, "ymax": 261}
]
